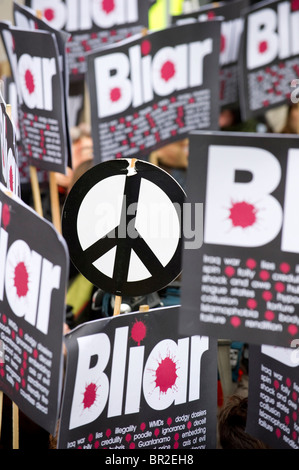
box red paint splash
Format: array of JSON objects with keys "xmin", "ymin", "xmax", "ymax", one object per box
[
  {"xmin": 154, "ymin": 355, "xmax": 178, "ymax": 394},
  {"xmin": 102, "ymin": 0, "xmax": 115, "ymax": 14},
  {"xmin": 44, "ymin": 8, "xmax": 55, "ymax": 22},
  {"xmin": 161, "ymin": 61, "xmax": 175, "ymax": 82},
  {"xmin": 110, "ymin": 87, "xmax": 121, "ymax": 102},
  {"xmin": 131, "ymin": 320, "xmax": 147, "ymax": 346},
  {"xmin": 14, "ymin": 262, "xmax": 29, "ymax": 298},
  {"xmin": 25, "ymin": 69, "xmax": 35, "ymax": 94},
  {"xmin": 229, "ymin": 201, "xmax": 257, "ymax": 228},
  {"xmin": 83, "ymin": 382, "xmax": 98, "ymax": 409},
  {"xmin": 259, "ymin": 41, "xmax": 268, "ymax": 53},
  {"xmin": 2, "ymin": 204, "xmax": 10, "ymax": 229},
  {"xmin": 141, "ymin": 40, "xmax": 151, "ymax": 55},
  {"xmin": 9, "ymin": 166, "xmax": 14, "ymax": 192}
]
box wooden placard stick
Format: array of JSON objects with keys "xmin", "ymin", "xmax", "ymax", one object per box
[
  {"xmin": 113, "ymin": 295, "xmax": 122, "ymax": 316},
  {"xmin": 12, "ymin": 402, "xmax": 19, "ymax": 449},
  {"xmin": 49, "ymin": 172, "xmax": 62, "ymax": 233},
  {"xmin": 29, "ymin": 166, "xmax": 43, "ymax": 217},
  {"xmin": 139, "ymin": 305, "xmax": 149, "ymax": 313}
]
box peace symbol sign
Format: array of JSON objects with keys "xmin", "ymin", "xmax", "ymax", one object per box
[{"xmin": 62, "ymin": 159, "xmax": 185, "ymax": 296}]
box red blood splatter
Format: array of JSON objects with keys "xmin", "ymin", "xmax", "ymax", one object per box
[
  {"xmin": 247, "ymin": 299, "xmax": 257, "ymax": 309},
  {"xmin": 229, "ymin": 201, "xmax": 257, "ymax": 228},
  {"xmin": 140, "ymin": 422, "xmax": 146, "ymax": 431},
  {"xmin": 262, "ymin": 291, "xmax": 272, "ymax": 301},
  {"xmin": 224, "ymin": 266, "xmax": 235, "ymax": 277},
  {"xmin": 110, "ymin": 87, "xmax": 121, "ymax": 102},
  {"xmin": 9, "ymin": 166, "xmax": 14, "ymax": 192},
  {"xmin": 230, "ymin": 316, "xmax": 241, "ymax": 328},
  {"xmin": 274, "ymin": 379, "xmax": 280, "ymax": 389},
  {"xmin": 264, "ymin": 310, "xmax": 275, "ymax": 321},
  {"xmin": 293, "ymin": 411, "xmax": 298, "ymax": 421},
  {"xmin": 167, "ymin": 417, "xmax": 172, "ymax": 426},
  {"xmin": 44, "ymin": 8, "xmax": 55, "ymax": 21},
  {"xmin": 14, "ymin": 262, "xmax": 29, "ymax": 298},
  {"xmin": 88, "ymin": 433, "xmax": 93, "ymax": 443},
  {"xmin": 246, "ymin": 258, "xmax": 256, "ymax": 269},
  {"xmin": 276, "ymin": 428, "xmax": 281, "ymax": 438},
  {"xmin": 125, "ymin": 434, "xmax": 132, "ymax": 442},
  {"xmin": 141, "ymin": 40, "xmax": 151, "ymax": 55},
  {"xmin": 285, "ymin": 416, "xmax": 290, "ymax": 425},
  {"xmin": 2, "ymin": 204, "xmax": 10, "ymax": 229},
  {"xmin": 207, "ymin": 11, "xmax": 215, "ymax": 19},
  {"xmin": 288, "ymin": 324, "xmax": 298, "ymax": 336},
  {"xmin": 154, "ymin": 428, "xmax": 160, "ymax": 437},
  {"xmin": 280, "ymin": 262, "xmax": 290, "ymax": 273},
  {"xmin": 102, "ymin": 0, "xmax": 115, "ymax": 14},
  {"xmin": 286, "ymin": 377, "xmax": 292, "ymax": 387},
  {"xmin": 154, "ymin": 355, "xmax": 178, "ymax": 394},
  {"xmin": 25, "ymin": 69, "xmax": 35, "ymax": 94},
  {"xmin": 83, "ymin": 382, "xmax": 98, "ymax": 409},
  {"xmin": 131, "ymin": 320, "xmax": 147, "ymax": 346},
  {"xmin": 129, "ymin": 442, "xmax": 135, "ymax": 449},
  {"xmin": 291, "ymin": 0, "xmax": 299, "ymax": 10},
  {"xmin": 106, "ymin": 429, "xmax": 111, "ymax": 437},
  {"xmin": 161, "ymin": 61, "xmax": 175, "ymax": 82},
  {"xmin": 187, "ymin": 421, "xmax": 192, "ymax": 429},
  {"xmin": 259, "ymin": 41, "xmax": 268, "ymax": 53},
  {"xmin": 275, "ymin": 282, "xmax": 285, "ymax": 292},
  {"xmin": 259, "ymin": 270, "xmax": 270, "ymax": 281}
]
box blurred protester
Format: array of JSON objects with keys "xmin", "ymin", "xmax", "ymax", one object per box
[{"xmin": 218, "ymin": 395, "xmax": 270, "ymax": 449}]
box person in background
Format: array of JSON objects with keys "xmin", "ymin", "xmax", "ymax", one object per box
[
  {"xmin": 218, "ymin": 395, "xmax": 270, "ymax": 449},
  {"xmin": 280, "ymin": 103, "xmax": 299, "ymax": 134}
]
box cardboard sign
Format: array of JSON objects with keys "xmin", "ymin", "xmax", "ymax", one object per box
[
  {"xmin": 0, "ymin": 92, "xmax": 21, "ymax": 196},
  {"xmin": 172, "ymin": 0, "xmax": 248, "ymax": 108},
  {"xmin": 57, "ymin": 305, "xmax": 217, "ymax": 449},
  {"xmin": 0, "ymin": 183, "xmax": 68, "ymax": 434},
  {"xmin": 13, "ymin": 2, "xmax": 72, "ymax": 169},
  {"xmin": 62, "ymin": 159, "xmax": 185, "ymax": 296},
  {"xmin": 180, "ymin": 131, "xmax": 299, "ymax": 347},
  {"xmin": 2, "ymin": 76, "xmax": 48, "ymax": 187},
  {"xmin": 0, "ymin": 24, "xmax": 69, "ymax": 174},
  {"xmin": 87, "ymin": 21, "xmax": 221, "ymax": 163},
  {"xmin": 247, "ymin": 344, "xmax": 299, "ymax": 449},
  {"xmin": 25, "ymin": 0, "xmax": 155, "ymax": 81},
  {"xmin": 239, "ymin": 0, "xmax": 299, "ymax": 120}
]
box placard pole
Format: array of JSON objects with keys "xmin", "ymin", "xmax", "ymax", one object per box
[
  {"xmin": 12, "ymin": 402, "xmax": 19, "ymax": 449},
  {"xmin": 139, "ymin": 305, "xmax": 149, "ymax": 313},
  {"xmin": 49, "ymin": 172, "xmax": 62, "ymax": 233},
  {"xmin": 29, "ymin": 166, "xmax": 43, "ymax": 217},
  {"xmin": 113, "ymin": 295, "xmax": 122, "ymax": 316}
]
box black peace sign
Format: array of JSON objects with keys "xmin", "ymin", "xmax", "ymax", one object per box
[{"xmin": 62, "ymin": 159, "xmax": 185, "ymax": 296}]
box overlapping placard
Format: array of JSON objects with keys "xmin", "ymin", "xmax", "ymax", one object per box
[
  {"xmin": 87, "ymin": 20, "xmax": 221, "ymax": 163},
  {"xmin": 172, "ymin": 0, "xmax": 248, "ymax": 108},
  {"xmin": 239, "ymin": 0, "xmax": 299, "ymax": 120},
  {"xmin": 13, "ymin": 1, "xmax": 72, "ymax": 170},
  {"xmin": 0, "ymin": 91, "xmax": 20, "ymax": 196},
  {"xmin": 57, "ymin": 305, "xmax": 217, "ymax": 449},
  {"xmin": 246, "ymin": 344, "xmax": 299, "ymax": 449},
  {"xmin": 180, "ymin": 131, "xmax": 299, "ymax": 347},
  {"xmin": 0, "ymin": 182, "xmax": 68, "ymax": 434},
  {"xmin": 0, "ymin": 23, "xmax": 69, "ymax": 175},
  {"xmin": 25, "ymin": 0, "xmax": 156, "ymax": 81},
  {"xmin": 62, "ymin": 158, "xmax": 185, "ymax": 297}
]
